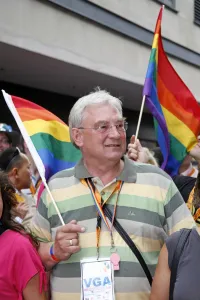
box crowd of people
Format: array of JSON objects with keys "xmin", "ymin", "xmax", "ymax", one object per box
[{"xmin": 0, "ymin": 89, "xmax": 200, "ymax": 299}]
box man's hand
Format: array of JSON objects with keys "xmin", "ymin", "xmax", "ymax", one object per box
[
  {"xmin": 15, "ymin": 202, "xmax": 29, "ymax": 219},
  {"xmin": 127, "ymin": 135, "xmax": 150, "ymax": 163},
  {"xmin": 53, "ymin": 220, "xmax": 85, "ymax": 261}
]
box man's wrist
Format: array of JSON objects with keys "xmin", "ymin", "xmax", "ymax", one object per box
[
  {"xmin": 50, "ymin": 243, "xmax": 60, "ymax": 262},
  {"xmin": 38, "ymin": 242, "xmax": 58, "ymax": 271}
]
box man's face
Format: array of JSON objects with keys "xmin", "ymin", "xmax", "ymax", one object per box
[
  {"xmin": 76, "ymin": 103, "xmax": 127, "ymax": 163},
  {"xmin": 0, "ymin": 133, "xmax": 11, "ymax": 153}
]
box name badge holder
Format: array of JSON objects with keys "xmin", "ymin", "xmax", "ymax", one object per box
[
  {"xmin": 80, "ymin": 257, "xmax": 115, "ymax": 300},
  {"xmin": 80, "ymin": 179, "xmax": 124, "ymax": 300}
]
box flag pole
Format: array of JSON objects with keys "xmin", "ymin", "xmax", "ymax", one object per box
[
  {"xmin": 42, "ymin": 178, "xmax": 65, "ymax": 226},
  {"xmin": 134, "ymin": 95, "xmax": 146, "ymax": 142},
  {"xmin": 134, "ymin": 5, "xmax": 165, "ymax": 143},
  {"xmin": 2, "ymin": 90, "xmax": 65, "ymax": 226}
]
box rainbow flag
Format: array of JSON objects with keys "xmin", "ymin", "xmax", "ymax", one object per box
[
  {"xmin": 143, "ymin": 6, "xmax": 200, "ymax": 176},
  {"xmin": 2, "ymin": 91, "xmax": 81, "ymax": 181}
]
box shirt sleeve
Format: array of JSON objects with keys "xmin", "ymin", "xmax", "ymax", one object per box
[
  {"xmin": 12, "ymin": 234, "xmax": 46, "ymax": 293},
  {"xmin": 163, "ymin": 180, "xmax": 195, "ymax": 235},
  {"xmin": 22, "ymin": 194, "xmax": 37, "ymax": 229},
  {"xmin": 30, "ymin": 189, "xmax": 52, "ymax": 242}
]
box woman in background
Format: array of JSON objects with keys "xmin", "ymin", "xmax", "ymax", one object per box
[
  {"xmin": 0, "ymin": 147, "xmax": 36, "ymax": 227},
  {"xmin": 0, "ymin": 171, "xmax": 47, "ymax": 299}
]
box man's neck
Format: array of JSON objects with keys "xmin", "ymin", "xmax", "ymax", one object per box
[{"xmin": 83, "ymin": 158, "xmax": 124, "ymax": 185}]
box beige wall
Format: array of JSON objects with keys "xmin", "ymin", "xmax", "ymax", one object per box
[
  {"xmin": 0, "ymin": 0, "xmax": 199, "ymax": 102},
  {"xmin": 89, "ymin": 0, "xmax": 200, "ymax": 53}
]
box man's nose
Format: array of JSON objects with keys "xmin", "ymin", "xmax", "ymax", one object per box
[{"xmin": 108, "ymin": 125, "xmax": 121, "ymax": 138}]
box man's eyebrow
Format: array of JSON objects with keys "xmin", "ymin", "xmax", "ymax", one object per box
[
  {"xmin": 93, "ymin": 120, "xmax": 109, "ymax": 126},
  {"xmin": 94, "ymin": 117, "xmax": 125, "ymax": 125}
]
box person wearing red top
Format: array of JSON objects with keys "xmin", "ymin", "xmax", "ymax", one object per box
[{"xmin": 0, "ymin": 171, "xmax": 47, "ymax": 300}]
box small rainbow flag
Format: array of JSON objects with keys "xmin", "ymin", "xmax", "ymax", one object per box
[
  {"xmin": 143, "ymin": 6, "xmax": 200, "ymax": 176},
  {"xmin": 2, "ymin": 91, "xmax": 81, "ymax": 181}
]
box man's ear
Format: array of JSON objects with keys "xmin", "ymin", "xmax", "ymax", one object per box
[{"xmin": 71, "ymin": 128, "xmax": 83, "ymax": 148}]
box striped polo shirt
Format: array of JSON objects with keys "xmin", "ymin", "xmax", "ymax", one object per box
[{"xmin": 32, "ymin": 156, "xmax": 195, "ymax": 300}]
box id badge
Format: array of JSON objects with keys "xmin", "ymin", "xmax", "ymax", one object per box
[{"xmin": 80, "ymin": 257, "xmax": 115, "ymax": 300}]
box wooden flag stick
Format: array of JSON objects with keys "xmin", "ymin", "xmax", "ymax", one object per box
[
  {"xmin": 134, "ymin": 95, "xmax": 146, "ymax": 142},
  {"xmin": 43, "ymin": 179, "xmax": 65, "ymax": 225}
]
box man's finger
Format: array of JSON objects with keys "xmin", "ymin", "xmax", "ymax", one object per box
[
  {"xmin": 58, "ymin": 232, "xmax": 78, "ymax": 240},
  {"xmin": 128, "ymin": 153, "xmax": 138, "ymax": 161},
  {"xmin": 128, "ymin": 143, "xmax": 137, "ymax": 150},
  {"xmin": 64, "ymin": 245, "xmax": 81, "ymax": 255},
  {"xmin": 65, "ymin": 238, "xmax": 79, "ymax": 247},
  {"xmin": 137, "ymin": 139, "xmax": 143, "ymax": 151},
  {"xmin": 60, "ymin": 224, "xmax": 85, "ymax": 234},
  {"xmin": 69, "ymin": 220, "xmax": 77, "ymax": 224},
  {"xmin": 130, "ymin": 135, "xmax": 136, "ymax": 144}
]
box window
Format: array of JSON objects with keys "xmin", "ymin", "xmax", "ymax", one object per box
[
  {"xmin": 194, "ymin": 0, "xmax": 200, "ymax": 26},
  {"xmin": 152, "ymin": 0, "xmax": 177, "ymax": 11}
]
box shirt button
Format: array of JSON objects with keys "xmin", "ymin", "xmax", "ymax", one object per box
[{"xmin": 101, "ymin": 191, "xmax": 105, "ymax": 196}]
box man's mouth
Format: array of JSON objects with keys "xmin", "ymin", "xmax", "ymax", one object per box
[{"xmin": 105, "ymin": 144, "xmax": 120, "ymax": 147}]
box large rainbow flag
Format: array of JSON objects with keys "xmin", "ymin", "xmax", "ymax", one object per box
[
  {"xmin": 2, "ymin": 91, "xmax": 81, "ymax": 181},
  {"xmin": 143, "ymin": 6, "xmax": 200, "ymax": 176}
]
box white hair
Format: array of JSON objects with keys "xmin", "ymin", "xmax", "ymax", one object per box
[{"xmin": 69, "ymin": 89, "xmax": 123, "ymax": 144}]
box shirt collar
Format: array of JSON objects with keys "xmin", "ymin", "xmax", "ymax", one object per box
[{"xmin": 74, "ymin": 155, "xmax": 137, "ymax": 183}]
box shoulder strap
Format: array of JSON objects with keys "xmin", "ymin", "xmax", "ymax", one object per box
[
  {"xmin": 104, "ymin": 205, "xmax": 153, "ymax": 286},
  {"xmin": 169, "ymin": 228, "xmax": 191, "ymax": 300}
]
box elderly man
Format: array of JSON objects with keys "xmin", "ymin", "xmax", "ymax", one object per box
[{"xmin": 32, "ymin": 90, "xmax": 194, "ymax": 300}]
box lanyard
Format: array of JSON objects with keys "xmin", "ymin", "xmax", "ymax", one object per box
[{"xmin": 86, "ymin": 178, "xmax": 123, "ymax": 259}]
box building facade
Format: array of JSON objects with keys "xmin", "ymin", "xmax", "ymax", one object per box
[{"xmin": 0, "ymin": 0, "xmax": 200, "ymax": 146}]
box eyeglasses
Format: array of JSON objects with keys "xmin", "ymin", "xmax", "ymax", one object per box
[{"xmin": 78, "ymin": 121, "xmax": 128, "ymax": 134}]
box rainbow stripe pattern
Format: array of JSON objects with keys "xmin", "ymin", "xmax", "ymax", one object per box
[
  {"xmin": 11, "ymin": 95, "xmax": 81, "ymax": 180},
  {"xmin": 143, "ymin": 7, "xmax": 200, "ymax": 176}
]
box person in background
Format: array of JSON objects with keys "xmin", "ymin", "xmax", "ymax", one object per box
[
  {"xmin": 23, "ymin": 142, "xmax": 42, "ymax": 196},
  {"xmin": 150, "ymin": 225, "xmax": 200, "ymax": 299},
  {"xmin": 0, "ymin": 171, "xmax": 47, "ymax": 299},
  {"xmin": 178, "ymin": 136, "xmax": 200, "ymax": 178},
  {"xmin": 187, "ymin": 166, "xmax": 200, "ymax": 226},
  {"xmin": 127, "ymin": 135, "xmax": 158, "ymax": 166},
  {"xmin": 151, "ymin": 140, "xmax": 200, "ymax": 178},
  {"xmin": 127, "ymin": 136, "xmax": 200, "ymax": 201},
  {"xmin": 179, "ymin": 155, "xmax": 198, "ymax": 177},
  {"xmin": 127, "ymin": 136, "xmax": 200, "ymax": 227},
  {"xmin": 0, "ymin": 123, "xmax": 20, "ymax": 153},
  {"xmin": 0, "ymin": 147, "xmax": 36, "ymax": 228}
]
